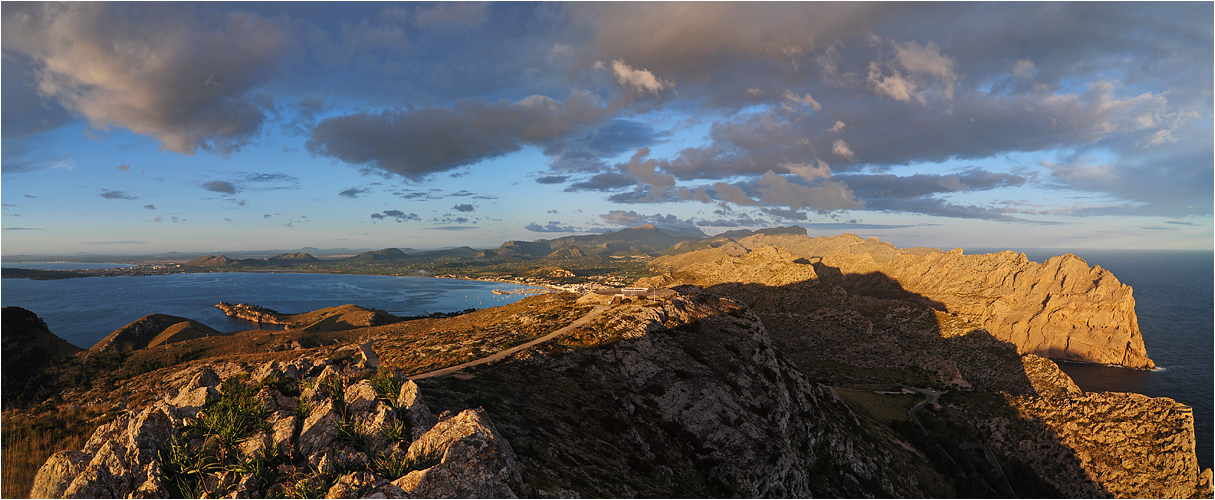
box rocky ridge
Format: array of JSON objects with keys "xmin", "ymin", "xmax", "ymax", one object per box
[
  {"xmin": 651, "ymin": 232, "xmax": 1154, "ymax": 369},
  {"xmin": 30, "ymin": 357, "xmax": 524, "ymax": 499}
]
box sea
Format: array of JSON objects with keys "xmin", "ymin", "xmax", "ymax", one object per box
[
  {"xmin": 0, "ymin": 270, "xmax": 545, "ymax": 350},
  {"xmin": 970, "ymin": 248, "xmax": 1213, "ymax": 471},
  {"xmin": 2, "ymin": 252, "xmax": 1211, "ymax": 469}
]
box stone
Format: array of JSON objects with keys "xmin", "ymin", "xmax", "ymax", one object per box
[
  {"xmin": 29, "ymin": 450, "xmax": 89, "ymax": 499},
  {"xmin": 344, "ymin": 379, "xmax": 379, "ymax": 414},
  {"xmin": 299, "ymin": 399, "xmax": 339, "ymax": 456},
  {"xmin": 397, "ymin": 380, "xmax": 438, "ymax": 440},
  {"xmin": 397, "ymin": 408, "xmax": 523, "ymax": 498}
]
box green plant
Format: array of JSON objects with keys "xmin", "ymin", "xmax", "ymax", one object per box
[
  {"xmin": 380, "ymin": 414, "xmax": 412, "ymax": 443},
  {"xmin": 369, "ymin": 447, "xmax": 443, "ymax": 480},
  {"xmin": 370, "ymin": 370, "xmax": 403, "ymax": 408}
]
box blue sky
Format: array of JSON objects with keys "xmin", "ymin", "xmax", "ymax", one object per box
[{"xmin": 2, "ymin": 2, "xmax": 1212, "ymax": 255}]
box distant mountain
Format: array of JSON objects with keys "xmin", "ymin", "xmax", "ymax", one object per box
[
  {"xmin": 347, "ymin": 248, "xmax": 411, "ymax": 261},
  {"xmin": 185, "ymin": 254, "xmax": 237, "ymax": 266},
  {"xmin": 265, "ymin": 252, "xmax": 319, "ymax": 263},
  {"xmin": 714, "ymin": 225, "xmax": 808, "ymax": 240}
]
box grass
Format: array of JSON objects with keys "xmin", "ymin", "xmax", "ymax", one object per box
[
  {"xmin": 161, "ymin": 377, "xmax": 282, "ymax": 498},
  {"xmin": 369, "ymin": 448, "xmax": 443, "ymax": 480},
  {"xmin": 0, "ymin": 406, "xmax": 114, "ymax": 498},
  {"xmin": 831, "ymin": 387, "xmax": 919, "ymax": 424}
]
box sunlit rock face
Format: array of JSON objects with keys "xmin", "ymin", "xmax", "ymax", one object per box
[{"xmin": 719, "ymin": 233, "xmax": 1154, "ymax": 369}]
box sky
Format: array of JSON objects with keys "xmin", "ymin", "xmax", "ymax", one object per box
[{"xmin": 2, "ymin": 2, "xmax": 1212, "ymax": 256}]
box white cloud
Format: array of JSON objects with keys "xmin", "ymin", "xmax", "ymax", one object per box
[
  {"xmin": 608, "ymin": 59, "xmax": 673, "ymax": 95},
  {"xmin": 782, "ymin": 89, "xmax": 821, "ymax": 111},
  {"xmin": 832, "ymin": 139, "xmax": 857, "ymax": 160}
]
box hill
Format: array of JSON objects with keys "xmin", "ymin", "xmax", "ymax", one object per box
[
  {"xmin": 1, "ymin": 307, "xmax": 84, "ymax": 406},
  {"xmin": 89, "ymin": 314, "xmax": 221, "ymax": 353}
]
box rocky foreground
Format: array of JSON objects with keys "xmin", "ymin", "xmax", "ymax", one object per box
[{"xmin": 6, "ymin": 231, "xmax": 1212, "ymax": 498}]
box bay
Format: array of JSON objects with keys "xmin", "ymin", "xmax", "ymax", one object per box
[
  {"xmin": 1, "ymin": 272, "xmax": 545, "ymax": 350},
  {"xmin": 2, "ymin": 262, "xmax": 137, "ymax": 270}
]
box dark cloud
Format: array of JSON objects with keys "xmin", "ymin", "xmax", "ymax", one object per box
[
  {"xmin": 307, "ymin": 92, "xmax": 609, "ymax": 179},
  {"xmin": 202, "ymin": 181, "xmax": 239, "ymax": 194},
  {"xmin": 373, "ymin": 210, "xmax": 420, "ymax": 222},
  {"xmin": 525, "ymin": 221, "xmax": 585, "ymax": 233},
  {"xmin": 425, "ymin": 226, "xmax": 479, "ymax": 231},
  {"xmin": 799, "ymin": 222, "xmax": 923, "ymax": 230},
  {"xmin": 243, "ymin": 172, "xmax": 298, "ymax": 183},
  {"xmin": 763, "ymin": 207, "xmax": 807, "ymax": 221},
  {"xmin": 696, "ymin": 216, "xmax": 771, "ymax": 228},
  {"xmin": 2, "ymin": 227, "xmax": 43, "ymax": 231},
  {"xmin": 453, "ymin": 203, "xmax": 475, "ymax": 213},
  {"xmin": 1167, "ymin": 221, "xmax": 1201, "ymax": 226},
  {"xmin": 143, "ymin": 204, "xmax": 157, "ymax": 210},
  {"xmin": 2, "ymin": 3, "xmax": 288, "ymax": 155},
  {"xmin": 117, "ymin": 163, "xmax": 131, "ymax": 171},
  {"xmin": 0, "ymin": 53, "xmax": 74, "ymax": 138},
  {"xmin": 99, "ymin": 189, "xmax": 137, "ymax": 200},
  {"xmin": 598, "ymin": 210, "xmax": 706, "ymax": 235},
  {"xmin": 339, "ymin": 188, "xmax": 368, "ymax": 198},
  {"xmin": 536, "ymin": 175, "xmax": 569, "ymax": 185}
]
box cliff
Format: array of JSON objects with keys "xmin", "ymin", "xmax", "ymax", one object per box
[{"xmin": 689, "ymin": 233, "xmax": 1156, "ymax": 369}]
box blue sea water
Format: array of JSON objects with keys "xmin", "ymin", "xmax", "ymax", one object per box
[
  {"xmin": 1, "ymin": 262, "xmax": 137, "ymax": 270},
  {"xmin": 1, "ymin": 272, "xmax": 545, "ymax": 350},
  {"xmin": 972, "ymin": 248, "xmax": 1213, "ymax": 471}
]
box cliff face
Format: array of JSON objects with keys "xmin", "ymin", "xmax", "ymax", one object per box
[
  {"xmin": 872, "ymin": 249, "xmax": 1153, "ymax": 369},
  {"xmin": 1001, "ymin": 392, "xmax": 1212, "ymax": 498},
  {"xmin": 417, "ymin": 289, "xmax": 950, "ymax": 498},
  {"xmin": 727, "ymin": 233, "xmax": 1154, "ymax": 369}
]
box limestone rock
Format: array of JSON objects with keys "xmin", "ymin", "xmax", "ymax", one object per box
[
  {"xmin": 398, "ymin": 380, "xmax": 438, "ymax": 440},
  {"xmin": 396, "ymin": 408, "xmax": 522, "ymax": 498},
  {"xmin": 29, "ymin": 450, "xmax": 89, "ymax": 499}
]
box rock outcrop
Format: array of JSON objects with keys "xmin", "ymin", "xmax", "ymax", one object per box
[
  {"xmin": 89, "ymin": 314, "xmax": 220, "ymax": 353},
  {"xmin": 1008, "ymin": 392, "xmax": 1212, "ymax": 498},
  {"xmin": 30, "ymin": 354, "xmax": 524, "ymax": 499},
  {"xmin": 668, "ymin": 232, "xmax": 1154, "ymax": 369}
]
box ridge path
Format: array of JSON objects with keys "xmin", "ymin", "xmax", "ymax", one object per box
[{"xmin": 407, "ymin": 304, "xmax": 609, "ymax": 380}]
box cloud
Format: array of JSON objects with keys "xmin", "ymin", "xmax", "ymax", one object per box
[
  {"xmin": 99, "ymin": 189, "xmax": 137, "ymax": 200},
  {"xmin": 2, "ymin": 3, "xmax": 288, "ymax": 155},
  {"xmin": 307, "ymin": 92, "xmax": 608, "ymax": 179},
  {"xmin": 339, "ymin": 188, "xmax": 368, "ymax": 199},
  {"xmin": 372, "ymin": 210, "xmax": 420, "ymax": 222},
  {"xmin": 453, "ymin": 203, "xmax": 475, "ymax": 213},
  {"xmin": 2, "ymin": 227, "xmax": 43, "ymax": 231},
  {"xmin": 757, "ymin": 171, "xmax": 862, "ymax": 212},
  {"xmin": 525, "ymin": 221, "xmax": 585, "ymax": 233},
  {"xmin": 414, "ymin": 2, "xmax": 489, "ymax": 31},
  {"xmin": 425, "ymin": 226, "xmax": 479, "ymax": 231},
  {"xmin": 536, "ymin": 175, "xmax": 569, "ymax": 184},
  {"xmin": 143, "ymin": 204, "xmax": 157, "ymax": 210},
  {"xmin": 696, "ymin": 215, "xmax": 771, "ymax": 228},
  {"xmin": 202, "ymin": 180, "xmax": 239, "ymax": 194},
  {"xmin": 601, "ymin": 59, "xmax": 673, "ymax": 95},
  {"xmin": 117, "ymin": 163, "xmax": 131, "ymax": 171},
  {"xmin": 598, "ymin": 210, "xmax": 705, "ymax": 235}
]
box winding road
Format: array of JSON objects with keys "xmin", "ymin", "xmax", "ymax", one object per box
[{"xmin": 406, "ymin": 304, "xmax": 609, "ymax": 380}]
